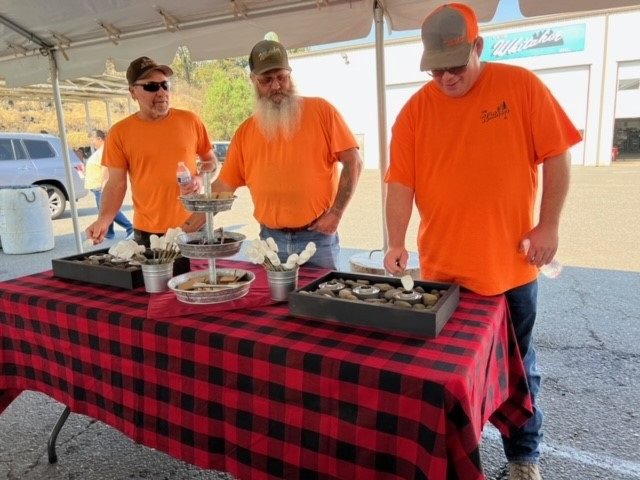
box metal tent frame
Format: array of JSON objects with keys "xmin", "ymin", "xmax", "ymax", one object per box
[{"xmin": 1, "ymin": 0, "xmax": 639, "ymax": 252}]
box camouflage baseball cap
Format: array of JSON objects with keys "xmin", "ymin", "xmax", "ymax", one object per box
[{"xmin": 126, "ymin": 56, "xmax": 174, "ymax": 85}]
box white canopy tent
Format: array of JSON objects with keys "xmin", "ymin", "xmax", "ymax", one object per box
[{"xmin": 1, "ymin": 0, "xmax": 638, "ymax": 252}]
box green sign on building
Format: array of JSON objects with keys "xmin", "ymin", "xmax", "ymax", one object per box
[{"xmin": 482, "ymin": 24, "xmax": 586, "ymax": 61}]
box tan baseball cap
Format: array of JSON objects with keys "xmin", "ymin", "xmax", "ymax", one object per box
[
  {"xmin": 420, "ymin": 3, "xmax": 479, "ymax": 72},
  {"xmin": 249, "ymin": 40, "xmax": 291, "ymax": 75},
  {"xmin": 126, "ymin": 56, "xmax": 174, "ymax": 85}
]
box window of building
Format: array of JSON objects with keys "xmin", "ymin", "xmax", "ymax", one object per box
[{"xmin": 618, "ymin": 79, "xmax": 640, "ymax": 91}]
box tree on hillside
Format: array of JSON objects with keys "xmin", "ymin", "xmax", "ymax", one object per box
[
  {"xmin": 173, "ymin": 46, "xmax": 196, "ymax": 85},
  {"xmin": 201, "ymin": 60, "xmax": 253, "ymax": 140}
]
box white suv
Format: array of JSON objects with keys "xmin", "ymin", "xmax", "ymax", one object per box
[{"xmin": 0, "ymin": 132, "xmax": 88, "ymax": 219}]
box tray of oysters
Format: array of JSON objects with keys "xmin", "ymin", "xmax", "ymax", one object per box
[
  {"xmin": 176, "ymin": 230, "xmax": 245, "ymax": 259},
  {"xmin": 168, "ymin": 268, "xmax": 255, "ymax": 304},
  {"xmin": 179, "ymin": 191, "xmax": 236, "ymax": 213},
  {"xmin": 289, "ymin": 271, "xmax": 460, "ymax": 337}
]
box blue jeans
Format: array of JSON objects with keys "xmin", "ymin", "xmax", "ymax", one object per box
[
  {"xmin": 259, "ymin": 226, "xmax": 340, "ymax": 270},
  {"xmin": 93, "ymin": 190, "xmax": 133, "ymax": 238},
  {"xmin": 501, "ymin": 280, "xmax": 543, "ymax": 463}
]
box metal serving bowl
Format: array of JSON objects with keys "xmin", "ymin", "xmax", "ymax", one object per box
[
  {"xmin": 179, "ymin": 193, "xmax": 236, "ymax": 213},
  {"xmin": 393, "ymin": 290, "xmax": 423, "ymax": 305},
  {"xmin": 351, "ymin": 284, "xmax": 381, "ymax": 300},
  {"xmin": 176, "ymin": 231, "xmax": 245, "ymax": 259},
  {"xmin": 318, "ymin": 279, "xmax": 346, "ymax": 292},
  {"xmin": 168, "ymin": 269, "xmax": 255, "ymax": 304}
]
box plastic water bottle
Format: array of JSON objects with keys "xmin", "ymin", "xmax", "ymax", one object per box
[
  {"xmin": 538, "ymin": 259, "xmax": 563, "ymax": 279},
  {"xmin": 521, "ymin": 239, "xmax": 563, "ymax": 279},
  {"xmin": 176, "ymin": 161, "xmax": 192, "ymax": 195}
]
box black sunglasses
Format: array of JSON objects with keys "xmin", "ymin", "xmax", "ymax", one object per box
[
  {"xmin": 134, "ymin": 81, "xmax": 171, "ymax": 92},
  {"xmin": 428, "ymin": 63, "xmax": 469, "ymax": 78},
  {"xmin": 427, "ymin": 41, "xmax": 477, "ymax": 78}
]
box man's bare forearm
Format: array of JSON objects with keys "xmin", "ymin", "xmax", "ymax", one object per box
[
  {"xmin": 540, "ymin": 152, "xmax": 571, "ymax": 228},
  {"xmin": 332, "ymin": 147, "xmax": 363, "ymax": 214}
]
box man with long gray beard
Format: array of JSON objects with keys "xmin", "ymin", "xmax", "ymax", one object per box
[{"xmin": 185, "ymin": 39, "xmax": 363, "ymax": 269}]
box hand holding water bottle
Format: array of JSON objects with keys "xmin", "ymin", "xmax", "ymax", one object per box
[
  {"xmin": 176, "ymin": 161, "xmax": 201, "ymax": 195},
  {"xmin": 520, "ymin": 238, "xmax": 563, "ymax": 279}
]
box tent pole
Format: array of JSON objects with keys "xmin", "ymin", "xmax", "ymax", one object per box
[
  {"xmin": 49, "ymin": 52, "xmax": 83, "ymax": 253},
  {"xmin": 84, "ymin": 100, "xmax": 93, "ymax": 137},
  {"xmin": 105, "ymin": 100, "xmax": 113, "ymax": 127},
  {"xmin": 374, "ymin": 1, "xmax": 388, "ymax": 252},
  {"xmin": 596, "ymin": 11, "xmax": 612, "ymax": 166}
]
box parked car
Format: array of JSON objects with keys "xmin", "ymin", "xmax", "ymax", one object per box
[
  {"xmin": 0, "ymin": 132, "xmax": 88, "ymax": 219},
  {"xmin": 213, "ymin": 140, "xmax": 230, "ymax": 163}
]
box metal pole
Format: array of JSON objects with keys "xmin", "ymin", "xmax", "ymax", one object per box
[
  {"xmin": 84, "ymin": 100, "xmax": 92, "ymax": 138},
  {"xmin": 105, "ymin": 100, "xmax": 113, "ymax": 127},
  {"xmin": 374, "ymin": 1, "xmax": 389, "ymax": 251},
  {"xmin": 596, "ymin": 12, "xmax": 612, "ymax": 166},
  {"xmin": 49, "ymin": 52, "xmax": 83, "ymax": 253}
]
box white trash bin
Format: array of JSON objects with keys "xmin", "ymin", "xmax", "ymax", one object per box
[{"xmin": 0, "ymin": 186, "xmax": 54, "ymax": 254}]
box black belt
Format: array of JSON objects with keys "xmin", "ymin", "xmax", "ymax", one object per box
[
  {"xmin": 278, "ymin": 226, "xmax": 310, "ymax": 233},
  {"xmin": 264, "ymin": 221, "xmax": 315, "ymax": 233}
]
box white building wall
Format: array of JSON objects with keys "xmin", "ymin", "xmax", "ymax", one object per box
[
  {"xmin": 290, "ymin": 48, "xmax": 379, "ymax": 167},
  {"xmin": 289, "ymin": 9, "xmax": 640, "ymax": 169}
]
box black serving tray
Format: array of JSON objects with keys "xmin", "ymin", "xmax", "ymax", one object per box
[
  {"xmin": 289, "ymin": 271, "xmax": 460, "ymax": 338},
  {"xmin": 52, "ymin": 248, "xmax": 190, "ymax": 290}
]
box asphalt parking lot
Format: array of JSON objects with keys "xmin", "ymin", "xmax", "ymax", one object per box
[{"xmin": 1, "ymin": 163, "xmax": 639, "ymax": 479}]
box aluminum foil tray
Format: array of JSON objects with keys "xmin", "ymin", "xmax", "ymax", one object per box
[
  {"xmin": 168, "ymin": 269, "xmax": 255, "ymax": 304},
  {"xmin": 176, "ymin": 231, "xmax": 245, "ymax": 259},
  {"xmin": 179, "ymin": 194, "xmax": 236, "ymax": 213}
]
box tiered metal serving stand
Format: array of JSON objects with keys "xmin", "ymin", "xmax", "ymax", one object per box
[{"xmin": 168, "ymin": 160, "xmax": 254, "ymax": 304}]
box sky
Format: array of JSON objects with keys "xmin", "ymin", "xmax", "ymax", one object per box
[{"xmin": 492, "ymin": 0, "xmax": 525, "ymax": 22}]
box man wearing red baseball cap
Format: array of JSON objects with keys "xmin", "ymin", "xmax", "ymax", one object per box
[{"xmin": 385, "ymin": 4, "xmax": 582, "ymax": 479}]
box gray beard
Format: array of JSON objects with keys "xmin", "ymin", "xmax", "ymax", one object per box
[{"xmin": 253, "ymin": 93, "xmax": 302, "ymax": 141}]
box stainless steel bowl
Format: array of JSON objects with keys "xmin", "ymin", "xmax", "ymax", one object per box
[
  {"xmin": 179, "ymin": 194, "xmax": 236, "ymax": 213},
  {"xmin": 352, "ymin": 284, "xmax": 381, "ymax": 300},
  {"xmin": 318, "ymin": 279, "xmax": 346, "ymax": 292},
  {"xmin": 176, "ymin": 231, "xmax": 245, "ymax": 259},
  {"xmin": 168, "ymin": 269, "xmax": 255, "ymax": 304},
  {"xmin": 393, "ymin": 290, "xmax": 423, "ymax": 305}
]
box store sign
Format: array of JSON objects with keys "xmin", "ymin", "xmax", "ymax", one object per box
[{"xmin": 482, "ymin": 24, "xmax": 586, "ymax": 61}]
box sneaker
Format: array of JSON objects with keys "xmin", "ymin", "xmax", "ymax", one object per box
[
  {"xmin": 105, "ymin": 234, "xmax": 115, "ymax": 240},
  {"xmin": 508, "ymin": 462, "xmax": 542, "ymax": 480},
  {"xmin": 125, "ymin": 230, "xmax": 135, "ymax": 241}
]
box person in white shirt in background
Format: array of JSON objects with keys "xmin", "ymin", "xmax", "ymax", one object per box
[{"xmin": 84, "ymin": 129, "xmax": 133, "ymax": 240}]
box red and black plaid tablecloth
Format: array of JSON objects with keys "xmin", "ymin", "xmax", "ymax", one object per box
[{"xmin": 0, "ymin": 260, "xmax": 531, "ymax": 480}]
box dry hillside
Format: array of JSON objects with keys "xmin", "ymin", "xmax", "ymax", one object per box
[{"xmin": 0, "ymin": 82, "xmax": 206, "ymax": 150}]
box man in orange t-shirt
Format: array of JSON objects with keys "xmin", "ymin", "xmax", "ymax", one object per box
[
  {"xmin": 384, "ymin": 4, "xmax": 581, "ymax": 480},
  {"xmin": 186, "ymin": 40, "xmax": 363, "ymax": 269},
  {"xmin": 86, "ymin": 56, "xmax": 215, "ymax": 247}
]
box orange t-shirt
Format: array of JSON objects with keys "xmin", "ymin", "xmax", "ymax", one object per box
[
  {"xmin": 219, "ymin": 97, "xmax": 358, "ymax": 229},
  {"xmin": 386, "ymin": 63, "xmax": 582, "ymax": 295},
  {"xmin": 103, "ymin": 109, "xmax": 211, "ymax": 233}
]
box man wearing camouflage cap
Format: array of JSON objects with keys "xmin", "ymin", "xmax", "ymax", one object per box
[{"xmin": 187, "ymin": 40, "xmax": 363, "ymax": 269}]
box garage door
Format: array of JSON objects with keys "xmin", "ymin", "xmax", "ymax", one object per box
[{"xmin": 536, "ymin": 66, "xmax": 589, "ymax": 165}]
